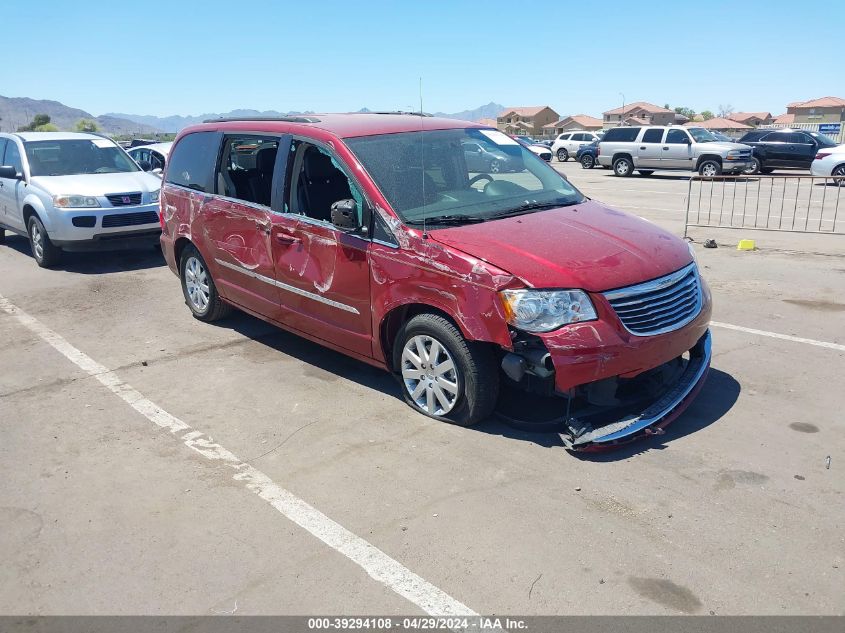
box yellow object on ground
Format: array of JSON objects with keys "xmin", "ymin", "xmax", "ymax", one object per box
[{"xmin": 737, "ymin": 239, "xmax": 756, "ymax": 251}]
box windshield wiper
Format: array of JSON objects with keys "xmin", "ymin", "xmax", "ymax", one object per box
[
  {"xmin": 408, "ymin": 215, "xmax": 488, "ymax": 227},
  {"xmin": 489, "ymin": 200, "xmax": 577, "ymax": 219}
]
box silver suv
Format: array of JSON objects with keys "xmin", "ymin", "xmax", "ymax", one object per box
[
  {"xmin": 0, "ymin": 132, "xmax": 162, "ymax": 267},
  {"xmin": 597, "ymin": 126, "xmax": 753, "ymax": 177}
]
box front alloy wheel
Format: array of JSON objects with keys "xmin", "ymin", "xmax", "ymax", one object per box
[
  {"xmin": 489, "ymin": 160, "xmax": 501, "ymax": 173},
  {"xmin": 557, "ymin": 148, "xmax": 569, "ymax": 162},
  {"xmin": 832, "ymin": 164, "xmax": 845, "ymax": 186},
  {"xmin": 401, "ymin": 335, "xmax": 459, "ymax": 416},
  {"xmin": 580, "ymin": 154, "xmax": 595, "ymax": 169}
]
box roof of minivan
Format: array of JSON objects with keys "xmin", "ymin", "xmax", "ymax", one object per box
[
  {"xmin": 186, "ymin": 113, "xmax": 487, "ymax": 139},
  {"xmin": 12, "ymin": 132, "xmax": 107, "ymax": 142}
]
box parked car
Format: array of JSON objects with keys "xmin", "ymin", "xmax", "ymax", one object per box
[
  {"xmin": 551, "ymin": 131, "xmax": 601, "ymax": 162},
  {"xmin": 709, "ymin": 131, "xmax": 735, "ymax": 143},
  {"xmin": 128, "ymin": 138, "xmax": 157, "ymax": 148},
  {"xmin": 462, "ymin": 140, "xmax": 521, "ymax": 173},
  {"xmin": 512, "ymin": 136, "xmax": 553, "ymax": 162},
  {"xmin": 598, "ymin": 126, "xmax": 753, "ymax": 177},
  {"xmin": 810, "ymin": 144, "xmax": 845, "ymax": 185},
  {"xmin": 738, "ymin": 128, "xmax": 839, "ymax": 174},
  {"xmin": 127, "ymin": 142, "xmax": 172, "ymax": 175},
  {"xmin": 576, "ymin": 141, "xmax": 600, "ymax": 169},
  {"xmin": 159, "ymin": 114, "xmax": 712, "ymax": 450},
  {"xmin": 0, "ymin": 132, "xmax": 162, "ymax": 267}
]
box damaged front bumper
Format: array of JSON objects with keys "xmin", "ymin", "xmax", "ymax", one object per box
[{"xmin": 562, "ymin": 330, "xmax": 711, "ymax": 451}]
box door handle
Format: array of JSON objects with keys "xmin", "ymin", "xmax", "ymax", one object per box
[
  {"xmin": 663, "ymin": 147, "xmax": 670, "ymax": 151},
  {"xmin": 275, "ymin": 233, "xmax": 300, "ymax": 245},
  {"xmin": 639, "ymin": 146, "xmax": 646, "ymax": 150}
]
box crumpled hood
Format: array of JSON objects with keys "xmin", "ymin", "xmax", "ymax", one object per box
[
  {"xmin": 427, "ymin": 200, "xmax": 693, "ymax": 292},
  {"xmin": 29, "ymin": 172, "xmax": 161, "ymax": 197}
]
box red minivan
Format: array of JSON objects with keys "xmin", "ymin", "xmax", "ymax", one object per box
[{"xmin": 159, "ymin": 114, "xmax": 712, "ymax": 450}]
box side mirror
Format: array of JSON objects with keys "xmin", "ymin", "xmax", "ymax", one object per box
[
  {"xmin": 138, "ymin": 160, "xmax": 152, "ymax": 171},
  {"xmin": 330, "ymin": 199, "xmax": 359, "ymax": 231},
  {"xmin": 0, "ymin": 165, "xmax": 22, "ymax": 180},
  {"xmin": 151, "ymin": 167, "xmax": 163, "ymax": 176}
]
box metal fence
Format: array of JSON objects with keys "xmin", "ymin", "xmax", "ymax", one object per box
[{"xmin": 685, "ymin": 174, "xmax": 844, "ymax": 236}]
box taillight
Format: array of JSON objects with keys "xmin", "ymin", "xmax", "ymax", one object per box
[{"xmin": 815, "ymin": 152, "xmax": 830, "ymax": 160}]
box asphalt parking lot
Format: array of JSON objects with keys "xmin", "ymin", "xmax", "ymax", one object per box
[{"xmin": 1, "ymin": 167, "xmax": 843, "ymax": 616}]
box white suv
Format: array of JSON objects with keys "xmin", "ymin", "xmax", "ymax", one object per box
[
  {"xmin": 551, "ymin": 131, "xmax": 601, "ymax": 162},
  {"xmin": 0, "ymin": 132, "xmax": 162, "ymax": 267}
]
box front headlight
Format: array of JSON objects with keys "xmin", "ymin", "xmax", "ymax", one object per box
[
  {"xmin": 150, "ymin": 189, "xmax": 160, "ymax": 203},
  {"xmin": 499, "ymin": 289, "xmax": 597, "ymax": 333},
  {"xmin": 53, "ymin": 195, "xmax": 100, "ymax": 208}
]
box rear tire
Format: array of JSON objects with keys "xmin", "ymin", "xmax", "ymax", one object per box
[
  {"xmin": 613, "ymin": 156, "xmax": 634, "ymax": 177},
  {"xmin": 637, "ymin": 170, "xmax": 654, "ymax": 176},
  {"xmin": 698, "ymin": 160, "xmax": 722, "ymax": 177},
  {"xmin": 27, "ymin": 216, "xmax": 61, "ymax": 268},
  {"xmin": 0, "ymin": 228, "xmax": 5, "ymax": 244},
  {"xmin": 557, "ymin": 148, "xmax": 569, "ymax": 162},
  {"xmin": 179, "ymin": 244, "xmax": 232, "ymax": 322},
  {"xmin": 394, "ymin": 313, "xmax": 498, "ymax": 427},
  {"xmin": 580, "ymin": 154, "xmax": 595, "ymax": 169}
]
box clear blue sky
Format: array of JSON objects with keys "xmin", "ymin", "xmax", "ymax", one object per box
[{"xmin": 4, "ymin": 0, "xmax": 843, "ymax": 118}]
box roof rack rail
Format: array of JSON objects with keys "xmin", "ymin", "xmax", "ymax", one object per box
[
  {"xmin": 354, "ymin": 111, "xmax": 433, "ymax": 117},
  {"xmin": 203, "ymin": 116, "xmax": 321, "ymax": 124}
]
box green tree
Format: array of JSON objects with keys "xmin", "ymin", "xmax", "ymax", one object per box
[
  {"xmin": 75, "ymin": 119, "xmax": 100, "ymax": 133},
  {"xmin": 673, "ymin": 106, "xmax": 696, "ymax": 118},
  {"xmin": 700, "ymin": 110, "xmax": 715, "ymax": 120},
  {"xmin": 18, "ymin": 113, "xmax": 54, "ymax": 132}
]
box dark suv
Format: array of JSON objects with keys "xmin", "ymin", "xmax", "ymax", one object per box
[{"xmin": 738, "ymin": 128, "xmax": 838, "ymax": 174}]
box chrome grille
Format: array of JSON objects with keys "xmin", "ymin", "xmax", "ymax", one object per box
[
  {"xmin": 604, "ymin": 263, "xmax": 702, "ymax": 336},
  {"xmin": 106, "ymin": 192, "xmax": 142, "ymax": 206}
]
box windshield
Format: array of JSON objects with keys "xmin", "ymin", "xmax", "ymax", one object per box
[
  {"xmin": 24, "ymin": 139, "xmax": 140, "ymax": 176},
  {"xmin": 809, "ymin": 132, "xmax": 837, "ymax": 148},
  {"xmin": 687, "ymin": 128, "xmax": 719, "ymax": 143},
  {"xmin": 345, "ymin": 128, "xmax": 584, "ymax": 226}
]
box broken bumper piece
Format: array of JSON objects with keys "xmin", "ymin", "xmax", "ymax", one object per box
[{"xmin": 561, "ymin": 330, "xmax": 712, "ymax": 451}]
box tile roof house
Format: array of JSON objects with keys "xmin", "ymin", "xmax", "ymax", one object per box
[
  {"xmin": 773, "ymin": 113, "xmax": 794, "ymax": 125},
  {"xmin": 728, "ymin": 112, "xmax": 773, "ymax": 126},
  {"xmin": 684, "ymin": 117, "xmax": 752, "ymax": 132},
  {"xmin": 542, "ymin": 114, "xmax": 603, "ymax": 137},
  {"xmin": 497, "ymin": 106, "xmax": 559, "ymax": 137},
  {"xmin": 602, "ymin": 102, "xmax": 675, "ymax": 128},
  {"xmin": 786, "ymin": 97, "xmax": 845, "ymax": 124},
  {"xmin": 476, "ymin": 118, "xmax": 497, "ymax": 127}
]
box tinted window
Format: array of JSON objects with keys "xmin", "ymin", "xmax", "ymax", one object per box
[
  {"xmin": 4, "ymin": 141, "xmax": 23, "ymax": 173},
  {"xmin": 165, "ymin": 132, "xmax": 221, "ymax": 193},
  {"xmin": 559, "ymin": 134, "xmax": 571, "ymax": 140},
  {"xmin": 783, "ymin": 133, "xmax": 806, "ymax": 144},
  {"xmin": 666, "ymin": 129, "xmax": 690, "ymax": 144},
  {"xmin": 642, "ymin": 129, "xmax": 664, "ymax": 143},
  {"xmin": 761, "ymin": 132, "xmax": 786, "ymax": 142},
  {"xmin": 0, "ymin": 139, "xmax": 6, "ymax": 166},
  {"xmin": 602, "ymin": 127, "xmax": 640, "ymax": 142},
  {"xmin": 795, "ymin": 133, "xmax": 816, "ymax": 144}
]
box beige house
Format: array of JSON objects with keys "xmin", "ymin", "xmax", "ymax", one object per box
[
  {"xmin": 602, "ymin": 102, "xmax": 675, "ymax": 128},
  {"xmin": 542, "ymin": 114, "xmax": 603, "ymax": 137},
  {"xmin": 786, "ymin": 97, "xmax": 845, "ymax": 123},
  {"xmin": 497, "ymin": 106, "xmax": 559, "ymax": 137},
  {"xmin": 684, "ymin": 117, "xmax": 752, "ymax": 135},
  {"xmin": 728, "ymin": 112, "xmax": 773, "ymax": 127}
]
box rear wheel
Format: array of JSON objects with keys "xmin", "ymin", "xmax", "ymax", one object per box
[
  {"xmin": 27, "ymin": 216, "xmax": 61, "ymax": 268},
  {"xmin": 556, "ymin": 148, "xmax": 569, "ymax": 162},
  {"xmin": 638, "ymin": 170, "xmax": 654, "ymax": 176},
  {"xmin": 180, "ymin": 244, "xmax": 232, "ymax": 321},
  {"xmin": 394, "ymin": 313, "xmax": 498, "ymax": 427},
  {"xmin": 698, "ymin": 160, "xmax": 722, "ymax": 177},
  {"xmin": 580, "ymin": 154, "xmax": 595, "ymax": 169},
  {"xmin": 613, "ymin": 156, "xmax": 633, "ymax": 177}
]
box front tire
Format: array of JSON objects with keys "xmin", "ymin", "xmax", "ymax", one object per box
[
  {"xmin": 556, "ymin": 148, "xmax": 569, "ymax": 162},
  {"xmin": 394, "ymin": 313, "xmax": 498, "ymax": 427},
  {"xmin": 744, "ymin": 157, "xmax": 760, "ymax": 175},
  {"xmin": 489, "ymin": 160, "xmax": 502, "ymax": 174},
  {"xmin": 180, "ymin": 244, "xmax": 232, "ymax": 321},
  {"xmin": 580, "ymin": 154, "xmax": 595, "ymax": 169},
  {"xmin": 613, "ymin": 156, "xmax": 633, "ymax": 177},
  {"xmin": 833, "ymin": 164, "xmax": 845, "ymax": 186},
  {"xmin": 698, "ymin": 160, "xmax": 722, "ymax": 177},
  {"xmin": 27, "ymin": 216, "xmax": 61, "ymax": 268}
]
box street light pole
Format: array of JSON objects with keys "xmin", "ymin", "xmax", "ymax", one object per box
[{"xmin": 619, "ymin": 92, "xmax": 625, "ymax": 127}]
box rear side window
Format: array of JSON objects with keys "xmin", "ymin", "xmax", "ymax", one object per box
[
  {"xmin": 642, "ymin": 129, "xmax": 664, "ymax": 143},
  {"xmin": 760, "ymin": 132, "xmax": 786, "ymax": 142},
  {"xmin": 602, "ymin": 127, "xmax": 640, "ymax": 142},
  {"xmin": 4, "ymin": 141, "xmax": 24, "ymax": 173},
  {"xmin": 165, "ymin": 131, "xmax": 221, "ymax": 193}
]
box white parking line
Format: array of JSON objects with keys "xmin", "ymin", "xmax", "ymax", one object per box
[
  {"xmin": 0, "ymin": 294, "xmax": 476, "ymax": 617},
  {"xmin": 711, "ymin": 321, "xmax": 845, "ymax": 352}
]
